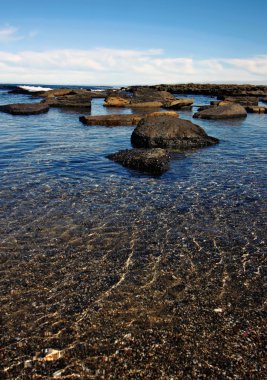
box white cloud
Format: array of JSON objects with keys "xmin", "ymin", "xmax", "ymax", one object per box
[
  {"xmin": 0, "ymin": 48, "xmax": 266, "ymax": 85},
  {"xmin": 222, "ymin": 56, "xmax": 267, "ymax": 75},
  {"xmin": 0, "ymin": 26, "xmax": 22, "ymax": 42}
]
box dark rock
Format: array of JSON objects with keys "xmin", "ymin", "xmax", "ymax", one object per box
[
  {"xmin": 127, "ymin": 83, "xmax": 267, "ymax": 97},
  {"xmin": 131, "ymin": 115, "xmax": 219, "ymax": 149},
  {"xmin": 261, "ymin": 97, "xmax": 267, "ymax": 103},
  {"xmin": 0, "ymin": 102, "xmax": 49, "ymax": 115},
  {"xmin": 193, "ymin": 103, "xmax": 247, "ymax": 119},
  {"xmin": 79, "ymin": 111, "xmax": 178, "ymax": 126},
  {"xmin": 43, "ymin": 94, "xmax": 91, "ymax": 108},
  {"xmin": 215, "ymin": 96, "xmax": 259, "ymax": 106},
  {"xmin": 131, "ymin": 88, "xmax": 175, "ymax": 104},
  {"xmin": 107, "ymin": 148, "xmax": 170, "ymax": 175}
]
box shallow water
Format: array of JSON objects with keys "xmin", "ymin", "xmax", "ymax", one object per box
[{"xmin": 0, "ymin": 90, "xmax": 266, "ymax": 378}]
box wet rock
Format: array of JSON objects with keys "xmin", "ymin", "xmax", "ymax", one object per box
[
  {"xmin": 131, "ymin": 115, "xmax": 219, "ymax": 149},
  {"xmin": 0, "ymin": 102, "xmax": 49, "ymax": 115},
  {"xmin": 43, "ymin": 94, "xmax": 92, "ymax": 108},
  {"xmin": 193, "ymin": 103, "xmax": 247, "ymax": 119},
  {"xmin": 79, "ymin": 111, "xmax": 178, "ymax": 126},
  {"xmin": 164, "ymin": 98, "xmax": 194, "ymax": 109},
  {"xmin": 131, "ymin": 88, "xmax": 175, "ymax": 104},
  {"xmin": 103, "ymin": 95, "xmax": 131, "ymax": 107},
  {"xmin": 128, "ymin": 101, "xmax": 164, "ymax": 108},
  {"xmin": 245, "ymin": 106, "xmax": 267, "ymax": 113},
  {"xmin": 261, "ymin": 97, "xmax": 267, "ymax": 103},
  {"xmin": 107, "ymin": 148, "xmax": 169, "ymax": 175},
  {"xmin": 215, "ymin": 96, "xmax": 259, "ymax": 106},
  {"xmin": 80, "ymin": 113, "xmax": 141, "ymax": 126}
]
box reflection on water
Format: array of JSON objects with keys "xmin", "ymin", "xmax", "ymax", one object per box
[{"xmin": 0, "ymin": 91, "xmax": 266, "ymax": 378}]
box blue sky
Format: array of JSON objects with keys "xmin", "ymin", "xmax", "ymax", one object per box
[{"xmin": 0, "ymin": 0, "xmax": 266, "ymax": 85}]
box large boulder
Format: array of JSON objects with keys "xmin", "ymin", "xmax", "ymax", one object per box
[
  {"xmin": 107, "ymin": 148, "xmax": 169, "ymax": 175},
  {"xmin": 0, "ymin": 102, "xmax": 49, "ymax": 115},
  {"xmin": 131, "ymin": 115, "xmax": 219, "ymax": 149},
  {"xmin": 193, "ymin": 103, "xmax": 247, "ymax": 119},
  {"xmin": 79, "ymin": 111, "xmax": 178, "ymax": 126}
]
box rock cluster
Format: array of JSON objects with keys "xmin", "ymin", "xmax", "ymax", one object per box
[
  {"xmin": 127, "ymin": 84, "xmax": 267, "ymax": 97},
  {"xmin": 108, "ymin": 115, "xmax": 218, "ymax": 175},
  {"xmin": 104, "ymin": 87, "xmax": 194, "ymax": 109}
]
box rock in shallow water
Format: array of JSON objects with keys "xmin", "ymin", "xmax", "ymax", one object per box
[
  {"xmin": 107, "ymin": 148, "xmax": 169, "ymax": 175},
  {"xmin": 193, "ymin": 103, "xmax": 247, "ymax": 119},
  {"xmin": 0, "ymin": 102, "xmax": 49, "ymax": 115},
  {"xmin": 79, "ymin": 111, "xmax": 178, "ymax": 126},
  {"xmin": 131, "ymin": 115, "xmax": 219, "ymax": 149}
]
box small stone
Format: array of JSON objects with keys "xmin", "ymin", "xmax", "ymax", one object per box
[
  {"xmin": 44, "ymin": 348, "xmax": 64, "ymax": 361},
  {"xmin": 214, "ymin": 308, "xmax": 223, "ymax": 313},
  {"xmin": 24, "ymin": 360, "xmax": 32, "ymax": 368}
]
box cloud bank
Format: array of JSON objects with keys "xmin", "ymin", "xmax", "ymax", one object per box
[{"xmin": 0, "ymin": 48, "xmax": 266, "ymax": 85}]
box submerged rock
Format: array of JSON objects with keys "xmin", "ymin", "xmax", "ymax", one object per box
[
  {"xmin": 0, "ymin": 102, "xmax": 49, "ymax": 115},
  {"xmin": 79, "ymin": 111, "xmax": 178, "ymax": 126},
  {"xmin": 107, "ymin": 148, "xmax": 169, "ymax": 175},
  {"xmin": 131, "ymin": 115, "xmax": 219, "ymax": 149},
  {"xmin": 193, "ymin": 103, "xmax": 247, "ymax": 119}
]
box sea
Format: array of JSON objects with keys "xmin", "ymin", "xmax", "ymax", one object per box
[{"xmin": 0, "ymin": 84, "xmax": 266, "ymax": 378}]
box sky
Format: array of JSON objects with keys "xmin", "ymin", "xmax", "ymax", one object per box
[{"xmin": 0, "ymin": 0, "xmax": 266, "ymax": 85}]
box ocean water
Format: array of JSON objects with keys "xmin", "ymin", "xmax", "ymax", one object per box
[{"xmin": 0, "ymin": 87, "xmax": 266, "ymax": 378}]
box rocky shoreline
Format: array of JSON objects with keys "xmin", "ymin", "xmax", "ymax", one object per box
[{"xmin": 126, "ymin": 83, "xmax": 267, "ymax": 97}]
